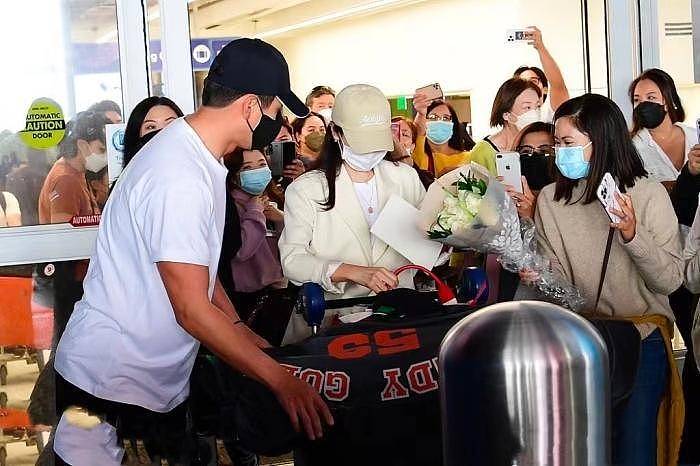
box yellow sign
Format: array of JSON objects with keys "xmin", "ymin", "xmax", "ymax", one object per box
[{"xmin": 19, "ymin": 98, "xmax": 66, "ymax": 150}]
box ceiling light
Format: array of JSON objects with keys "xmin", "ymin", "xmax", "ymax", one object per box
[{"xmin": 254, "ymin": 0, "xmax": 407, "ymax": 39}]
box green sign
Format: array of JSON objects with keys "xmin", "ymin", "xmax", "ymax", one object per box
[
  {"xmin": 397, "ymin": 95, "xmax": 408, "ymax": 111},
  {"xmin": 19, "ymin": 98, "xmax": 66, "ymax": 150}
]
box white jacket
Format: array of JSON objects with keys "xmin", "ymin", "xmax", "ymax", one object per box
[
  {"xmin": 279, "ymin": 161, "xmax": 426, "ymax": 300},
  {"xmin": 633, "ymin": 123, "xmax": 698, "ymax": 183},
  {"xmin": 684, "ymin": 203, "xmax": 700, "ymax": 368}
]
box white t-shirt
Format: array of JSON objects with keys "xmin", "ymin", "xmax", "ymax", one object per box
[
  {"xmin": 353, "ymin": 177, "xmax": 379, "ymax": 227},
  {"xmin": 0, "ymin": 191, "xmax": 21, "ymax": 227},
  {"xmin": 55, "ymin": 118, "xmax": 228, "ymax": 412},
  {"xmin": 632, "ymin": 123, "xmax": 698, "ymax": 183}
]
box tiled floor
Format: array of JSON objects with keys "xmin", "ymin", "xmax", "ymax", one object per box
[{"xmin": 2, "ymin": 358, "xmax": 43, "ymax": 465}]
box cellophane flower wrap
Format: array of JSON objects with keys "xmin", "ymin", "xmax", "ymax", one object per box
[{"xmin": 418, "ymin": 163, "xmax": 584, "ymax": 310}]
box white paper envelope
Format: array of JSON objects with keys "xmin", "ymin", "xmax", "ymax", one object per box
[{"xmin": 371, "ymin": 195, "xmax": 442, "ymax": 270}]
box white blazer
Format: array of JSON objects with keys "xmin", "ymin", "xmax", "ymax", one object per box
[
  {"xmin": 632, "ymin": 123, "xmax": 698, "ymax": 183},
  {"xmin": 279, "ymin": 161, "xmax": 426, "ymax": 300}
]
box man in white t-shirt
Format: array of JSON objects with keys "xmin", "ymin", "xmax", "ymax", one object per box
[{"xmin": 53, "ymin": 38, "xmax": 333, "ymax": 465}]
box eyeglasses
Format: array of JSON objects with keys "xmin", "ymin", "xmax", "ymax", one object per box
[
  {"xmin": 517, "ymin": 144, "xmax": 554, "ymax": 156},
  {"xmin": 426, "ymin": 114, "xmax": 452, "ymax": 122}
]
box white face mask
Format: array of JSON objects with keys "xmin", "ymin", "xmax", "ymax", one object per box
[
  {"xmin": 512, "ymin": 107, "xmax": 542, "ymax": 131},
  {"xmin": 340, "ymin": 141, "xmax": 386, "ymax": 172},
  {"xmin": 85, "ymin": 152, "xmax": 108, "ymax": 173},
  {"xmin": 318, "ymin": 108, "xmax": 333, "ymax": 124}
]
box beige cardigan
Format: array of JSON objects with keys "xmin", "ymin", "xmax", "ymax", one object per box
[
  {"xmin": 535, "ymin": 177, "xmax": 683, "ymax": 337},
  {"xmin": 683, "ymin": 203, "xmax": 700, "ymax": 367}
]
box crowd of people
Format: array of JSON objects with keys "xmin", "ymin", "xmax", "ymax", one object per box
[{"xmin": 3, "ymin": 29, "xmax": 700, "ymax": 465}]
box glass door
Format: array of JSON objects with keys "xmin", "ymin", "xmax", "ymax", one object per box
[{"xmin": 0, "ymin": 1, "xmax": 148, "ymax": 464}]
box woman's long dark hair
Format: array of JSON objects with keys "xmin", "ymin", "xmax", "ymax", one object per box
[
  {"xmin": 553, "ymin": 94, "xmax": 647, "ymax": 204},
  {"xmin": 424, "ymin": 100, "xmax": 475, "ymax": 158},
  {"xmin": 319, "ymin": 124, "xmax": 393, "ymax": 211},
  {"xmin": 122, "ymin": 97, "xmax": 183, "ymax": 167},
  {"xmin": 628, "ymin": 68, "xmax": 685, "ymax": 135}
]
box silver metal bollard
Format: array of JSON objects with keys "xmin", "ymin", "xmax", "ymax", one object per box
[{"xmin": 440, "ymin": 301, "xmax": 610, "ymax": 466}]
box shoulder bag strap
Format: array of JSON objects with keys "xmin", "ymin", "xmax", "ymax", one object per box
[{"xmin": 595, "ymin": 227, "xmax": 616, "ymax": 314}]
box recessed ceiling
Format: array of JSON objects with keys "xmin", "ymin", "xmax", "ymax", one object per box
[
  {"xmin": 69, "ymin": 0, "xmax": 429, "ymax": 43},
  {"xmin": 188, "ymin": 0, "xmax": 428, "ymax": 38}
]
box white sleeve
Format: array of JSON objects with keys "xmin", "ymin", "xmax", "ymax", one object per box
[
  {"xmin": 3, "ymin": 192, "xmax": 20, "ymax": 216},
  {"xmin": 279, "ymin": 181, "xmax": 345, "ymax": 294},
  {"xmin": 685, "ymin": 199, "xmax": 700, "ymax": 294},
  {"xmin": 1, "ymin": 192, "xmax": 21, "ymax": 226},
  {"xmin": 136, "ymin": 181, "xmax": 213, "ymax": 266},
  {"xmin": 409, "ymin": 168, "xmax": 426, "ymax": 206}
]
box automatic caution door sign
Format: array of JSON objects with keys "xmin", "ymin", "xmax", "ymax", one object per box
[{"xmin": 19, "ymin": 98, "xmax": 66, "ymax": 150}]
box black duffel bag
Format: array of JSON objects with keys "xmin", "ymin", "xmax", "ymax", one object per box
[{"xmin": 190, "ymin": 290, "xmax": 479, "ymax": 466}]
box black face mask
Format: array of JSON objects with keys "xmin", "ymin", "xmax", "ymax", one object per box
[
  {"xmin": 520, "ymin": 152, "xmax": 555, "ymax": 191},
  {"xmin": 247, "ymin": 100, "xmax": 282, "ymax": 151},
  {"xmin": 633, "ymin": 101, "xmax": 667, "ymax": 129}
]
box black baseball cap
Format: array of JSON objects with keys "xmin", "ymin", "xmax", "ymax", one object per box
[{"xmin": 207, "ymin": 38, "xmax": 309, "ymax": 117}]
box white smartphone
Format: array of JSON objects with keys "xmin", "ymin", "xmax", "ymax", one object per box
[
  {"xmin": 496, "ymin": 152, "xmax": 523, "ymax": 193},
  {"xmin": 695, "ymin": 117, "xmax": 700, "ymax": 140},
  {"xmin": 506, "ymin": 28, "xmax": 532, "ymax": 43},
  {"xmin": 596, "ymin": 172, "xmax": 622, "ymax": 223}
]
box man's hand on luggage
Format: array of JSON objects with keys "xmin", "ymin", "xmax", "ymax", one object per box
[{"xmin": 273, "ymin": 370, "xmax": 335, "ymax": 440}]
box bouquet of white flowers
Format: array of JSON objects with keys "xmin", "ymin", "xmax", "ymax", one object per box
[{"xmin": 418, "ymin": 163, "xmax": 584, "ymax": 310}]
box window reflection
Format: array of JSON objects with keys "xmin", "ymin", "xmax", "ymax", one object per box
[{"xmin": 0, "ymin": 0, "xmax": 123, "ymax": 229}]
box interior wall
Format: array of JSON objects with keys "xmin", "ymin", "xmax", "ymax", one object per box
[
  {"xmin": 659, "ymin": 0, "xmax": 700, "ymax": 123},
  {"xmin": 268, "ymin": 0, "xmax": 607, "ymax": 137}
]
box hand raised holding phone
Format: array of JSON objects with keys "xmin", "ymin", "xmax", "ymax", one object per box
[
  {"xmin": 688, "ymin": 143, "xmax": 700, "ymax": 176},
  {"xmin": 506, "ymin": 176, "xmax": 536, "ymax": 219},
  {"xmin": 609, "ymin": 193, "xmax": 636, "ymax": 242},
  {"xmin": 413, "ymin": 83, "xmax": 443, "ymax": 116},
  {"xmin": 597, "ymin": 173, "xmax": 636, "ymax": 242}
]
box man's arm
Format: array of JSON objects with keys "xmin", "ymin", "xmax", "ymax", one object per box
[
  {"xmin": 529, "ymin": 26, "xmax": 569, "ymax": 111},
  {"xmin": 212, "ymin": 277, "xmax": 239, "ymax": 320},
  {"xmin": 212, "ymin": 277, "xmax": 270, "ymax": 348},
  {"xmin": 158, "ymin": 261, "xmax": 333, "ymax": 439}
]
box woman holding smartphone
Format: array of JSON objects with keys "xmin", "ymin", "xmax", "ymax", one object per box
[
  {"xmin": 522, "ymin": 93, "xmax": 683, "ymax": 466},
  {"xmin": 411, "ymin": 97, "xmax": 475, "ymax": 177}
]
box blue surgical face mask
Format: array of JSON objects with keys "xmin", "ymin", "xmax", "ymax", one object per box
[
  {"xmin": 239, "ymin": 166, "xmax": 272, "ymax": 195},
  {"xmin": 426, "ymin": 121, "xmax": 453, "ymax": 145},
  {"xmin": 555, "ymin": 142, "xmax": 592, "ymax": 180}
]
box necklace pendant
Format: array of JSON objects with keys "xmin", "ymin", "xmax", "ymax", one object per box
[{"xmin": 368, "ymin": 206, "xmax": 374, "ymax": 214}]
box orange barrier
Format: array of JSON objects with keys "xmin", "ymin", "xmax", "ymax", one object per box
[
  {"xmin": 30, "ymin": 302, "xmax": 53, "ymax": 351},
  {"xmin": 0, "ymin": 277, "xmax": 35, "ymax": 347},
  {"xmin": 0, "ymin": 408, "xmax": 31, "ymax": 429}
]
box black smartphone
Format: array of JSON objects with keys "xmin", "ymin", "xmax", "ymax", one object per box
[{"xmin": 268, "ymin": 141, "xmax": 297, "ymax": 177}]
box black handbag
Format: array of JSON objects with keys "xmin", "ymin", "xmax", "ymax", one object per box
[{"xmin": 586, "ymin": 228, "xmax": 641, "ymax": 408}]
